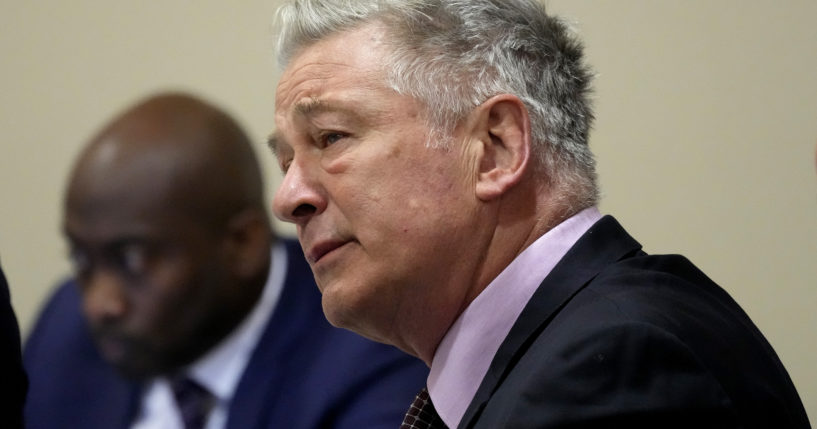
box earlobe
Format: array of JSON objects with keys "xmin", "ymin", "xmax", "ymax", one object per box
[
  {"xmin": 472, "ymin": 94, "xmax": 531, "ymax": 201},
  {"xmin": 225, "ymin": 209, "xmax": 272, "ymax": 279}
]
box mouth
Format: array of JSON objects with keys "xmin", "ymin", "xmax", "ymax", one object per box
[
  {"xmin": 91, "ymin": 328, "xmax": 132, "ymax": 362},
  {"xmin": 96, "ymin": 335, "xmax": 129, "ymax": 362},
  {"xmin": 306, "ymin": 239, "xmax": 352, "ymax": 264}
]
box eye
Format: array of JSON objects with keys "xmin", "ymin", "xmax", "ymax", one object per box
[
  {"xmin": 319, "ymin": 131, "xmax": 347, "ymax": 147},
  {"xmin": 68, "ymin": 248, "xmax": 91, "ymax": 278},
  {"xmin": 279, "ymin": 157, "xmax": 292, "ymax": 173},
  {"xmin": 116, "ymin": 243, "xmax": 149, "ymax": 278}
]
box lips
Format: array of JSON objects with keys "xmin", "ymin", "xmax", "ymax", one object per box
[
  {"xmin": 306, "ymin": 239, "xmax": 350, "ymax": 264},
  {"xmin": 93, "ymin": 332, "xmax": 131, "ymax": 363}
]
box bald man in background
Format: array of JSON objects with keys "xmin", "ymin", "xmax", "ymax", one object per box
[{"xmin": 23, "ymin": 92, "xmax": 427, "ymax": 429}]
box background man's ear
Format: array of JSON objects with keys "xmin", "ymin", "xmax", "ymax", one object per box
[
  {"xmin": 224, "ymin": 209, "xmax": 271, "ymax": 279},
  {"xmin": 471, "ymin": 94, "xmax": 532, "ymax": 201}
]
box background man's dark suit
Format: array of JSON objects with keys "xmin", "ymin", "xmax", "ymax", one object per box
[
  {"xmin": 461, "ymin": 216, "xmax": 810, "ymax": 428},
  {"xmin": 0, "ymin": 265, "xmax": 26, "ymax": 429},
  {"xmin": 24, "ymin": 240, "xmax": 428, "ymax": 429}
]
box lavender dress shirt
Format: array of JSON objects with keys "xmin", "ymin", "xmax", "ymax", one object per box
[{"xmin": 427, "ymin": 207, "xmax": 602, "ymax": 427}]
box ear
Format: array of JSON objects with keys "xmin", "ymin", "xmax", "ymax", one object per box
[
  {"xmin": 223, "ymin": 209, "xmax": 272, "ymax": 279},
  {"xmin": 467, "ymin": 94, "xmax": 531, "ymax": 201}
]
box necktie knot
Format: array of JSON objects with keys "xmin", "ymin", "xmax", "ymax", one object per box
[
  {"xmin": 170, "ymin": 375, "xmax": 215, "ymax": 429},
  {"xmin": 401, "ymin": 387, "xmax": 448, "ymax": 429}
]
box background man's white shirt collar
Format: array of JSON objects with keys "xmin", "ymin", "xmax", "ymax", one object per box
[{"xmin": 130, "ymin": 243, "xmax": 287, "ymax": 429}]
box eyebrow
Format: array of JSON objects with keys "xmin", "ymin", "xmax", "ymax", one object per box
[
  {"xmin": 267, "ymin": 98, "xmax": 368, "ymax": 158},
  {"xmin": 295, "ymin": 98, "xmax": 360, "ymax": 117},
  {"xmin": 266, "ymin": 133, "xmax": 282, "ymax": 157}
]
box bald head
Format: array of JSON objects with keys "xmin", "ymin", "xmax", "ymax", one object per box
[
  {"xmin": 68, "ymin": 93, "xmax": 266, "ymax": 232},
  {"xmin": 63, "ymin": 92, "xmax": 272, "ymax": 378}
]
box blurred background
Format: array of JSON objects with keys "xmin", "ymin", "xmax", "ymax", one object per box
[{"xmin": 1, "ymin": 0, "xmax": 814, "ymax": 419}]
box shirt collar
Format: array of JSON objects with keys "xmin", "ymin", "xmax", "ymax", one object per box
[{"xmin": 428, "ymin": 207, "xmax": 602, "ymax": 427}]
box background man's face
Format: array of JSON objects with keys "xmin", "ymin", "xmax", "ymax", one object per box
[
  {"xmin": 64, "ymin": 147, "xmax": 235, "ymax": 379},
  {"xmin": 271, "ymin": 25, "xmax": 485, "ymax": 354}
]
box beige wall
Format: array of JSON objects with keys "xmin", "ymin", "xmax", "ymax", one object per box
[{"xmin": 1, "ymin": 0, "xmax": 814, "ymax": 419}]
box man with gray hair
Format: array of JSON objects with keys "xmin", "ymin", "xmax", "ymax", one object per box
[
  {"xmin": 24, "ymin": 92, "xmax": 427, "ymax": 429},
  {"xmin": 268, "ymin": 0, "xmax": 810, "ymax": 427}
]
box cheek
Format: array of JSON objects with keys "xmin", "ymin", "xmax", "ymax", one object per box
[
  {"xmin": 399, "ymin": 171, "xmax": 471, "ymax": 226},
  {"xmin": 130, "ymin": 264, "xmax": 202, "ymax": 332},
  {"xmin": 127, "ymin": 286, "xmax": 184, "ymax": 336},
  {"xmin": 329, "ymin": 136, "xmax": 474, "ymax": 238}
]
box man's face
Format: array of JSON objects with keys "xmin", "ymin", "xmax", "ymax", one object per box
[
  {"xmin": 64, "ymin": 147, "xmax": 235, "ymax": 379},
  {"xmin": 271, "ymin": 25, "xmax": 484, "ymax": 354}
]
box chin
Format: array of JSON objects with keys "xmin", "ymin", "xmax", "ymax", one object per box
[
  {"xmin": 320, "ymin": 291, "xmax": 355, "ymax": 329},
  {"xmin": 110, "ymin": 359, "xmax": 157, "ymax": 381},
  {"xmin": 105, "ymin": 346, "xmax": 180, "ymax": 381},
  {"xmin": 320, "ymin": 288, "xmax": 391, "ymax": 345}
]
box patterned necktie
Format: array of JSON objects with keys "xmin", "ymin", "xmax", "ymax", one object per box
[
  {"xmin": 170, "ymin": 376, "xmax": 215, "ymax": 429},
  {"xmin": 401, "ymin": 387, "xmax": 448, "ymax": 429}
]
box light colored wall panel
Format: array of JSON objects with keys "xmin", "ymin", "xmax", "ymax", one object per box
[{"xmin": 1, "ymin": 0, "xmax": 814, "ymax": 420}]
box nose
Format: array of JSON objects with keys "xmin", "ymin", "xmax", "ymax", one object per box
[
  {"xmin": 81, "ymin": 269, "xmax": 128, "ymax": 325},
  {"xmin": 272, "ymin": 159, "xmax": 326, "ymax": 225}
]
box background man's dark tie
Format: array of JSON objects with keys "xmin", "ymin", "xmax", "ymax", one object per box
[
  {"xmin": 401, "ymin": 387, "xmax": 448, "ymax": 429},
  {"xmin": 170, "ymin": 376, "xmax": 215, "ymax": 429}
]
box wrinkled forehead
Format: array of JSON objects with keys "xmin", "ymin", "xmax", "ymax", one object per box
[
  {"xmin": 276, "ymin": 24, "xmax": 390, "ymax": 98},
  {"xmin": 270, "ymin": 24, "xmax": 396, "ymax": 148}
]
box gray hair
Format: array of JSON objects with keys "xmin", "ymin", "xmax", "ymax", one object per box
[{"xmin": 274, "ymin": 0, "xmax": 598, "ymax": 212}]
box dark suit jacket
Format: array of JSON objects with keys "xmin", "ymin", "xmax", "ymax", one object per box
[
  {"xmin": 24, "ymin": 239, "xmax": 428, "ymax": 429},
  {"xmin": 0, "ymin": 266, "xmax": 27, "ymax": 429},
  {"xmin": 460, "ymin": 216, "xmax": 810, "ymax": 428}
]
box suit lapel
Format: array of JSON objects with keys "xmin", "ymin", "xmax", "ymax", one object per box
[
  {"xmin": 459, "ymin": 216, "xmax": 642, "ymax": 428},
  {"xmin": 78, "ymin": 357, "xmax": 141, "ymax": 428},
  {"xmin": 120, "ymin": 384, "xmax": 144, "ymax": 428},
  {"xmin": 225, "ymin": 240, "xmax": 323, "ymax": 429}
]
